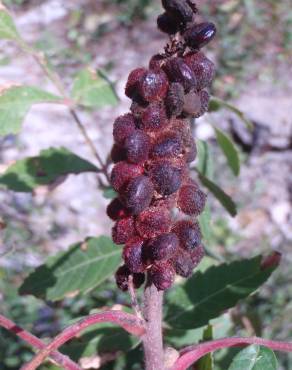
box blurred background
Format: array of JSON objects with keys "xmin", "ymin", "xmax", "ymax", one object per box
[{"xmin": 0, "ymin": 0, "xmax": 291, "ymax": 369}]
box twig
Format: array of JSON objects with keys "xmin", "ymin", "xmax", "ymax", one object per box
[
  {"xmin": 128, "ymin": 275, "xmax": 143, "ymax": 320},
  {"xmin": 172, "ymin": 337, "xmax": 292, "ymax": 370},
  {"xmin": 21, "ymin": 310, "xmax": 145, "ymax": 370},
  {"xmin": 0, "ymin": 314, "xmax": 81, "ymax": 370}
]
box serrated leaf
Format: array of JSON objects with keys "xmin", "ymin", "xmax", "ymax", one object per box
[
  {"xmin": 196, "ymin": 140, "xmax": 214, "ymax": 180},
  {"xmin": 0, "ymin": 85, "xmax": 61, "ymax": 136},
  {"xmin": 199, "ymin": 174, "xmax": 237, "ymax": 217},
  {"xmin": 19, "ymin": 236, "xmax": 121, "ymax": 301},
  {"xmin": 165, "ymin": 255, "xmax": 277, "ymax": 329},
  {"xmin": 197, "ymin": 325, "xmax": 214, "ymax": 370},
  {"xmin": 209, "ymin": 97, "xmax": 253, "ymax": 130},
  {"xmin": 228, "ymin": 345, "xmax": 278, "ymax": 370},
  {"xmin": 215, "ymin": 127, "xmax": 240, "ymax": 176},
  {"xmin": 0, "ymin": 147, "xmax": 98, "ymax": 192},
  {"xmin": 72, "ymin": 68, "xmax": 118, "ymax": 109},
  {"xmin": 0, "ymin": 5, "xmax": 21, "ymax": 40},
  {"xmin": 61, "ymin": 323, "xmax": 139, "ymax": 362}
]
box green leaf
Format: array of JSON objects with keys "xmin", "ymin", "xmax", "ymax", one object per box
[
  {"xmin": 0, "ymin": 85, "xmax": 61, "ymax": 136},
  {"xmin": 209, "ymin": 97, "xmax": 253, "ymax": 130},
  {"xmin": 197, "ymin": 325, "xmax": 214, "ymax": 370},
  {"xmin": 72, "ymin": 68, "xmax": 118, "ymax": 109},
  {"xmin": 228, "ymin": 345, "xmax": 278, "ymax": 370},
  {"xmin": 165, "ymin": 255, "xmax": 277, "ymax": 329},
  {"xmin": 196, "ymin": 140, "xmax": 214, "ymax": 180},
  {"xmin": 61, "ymin": 323, "xmax": 139, "ymax": 362},
  {"xmin": 215, "ymin": 127, "xmax": 240, "ymax": 176},
  {"xmin": 199, "ymin": 174, "xmax": 237, "ymax": 217},
  {"xmin": 0, "ymin": 147, "xmax": 98, "ymax": 192},
  {"xmin": 103, "ymin": 187, "xmax": 118, "ymax": 199},
  {"xmin": 0, "ymin": 5, "xmax": 21, "ymax": 40},
  {"xmin": 198, "ymin": 203, "xmax": 211, "ymax": 244},
  {"xmin": 19, "ymin": 236, "xmax": 121, "ymax": 301}
]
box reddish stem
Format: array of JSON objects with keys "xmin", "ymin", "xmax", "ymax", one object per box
[
  {"xmin": 172, "ymin": 337, "xmax": 292, "ymax": 370},
  {"xmin": 21, "ymin": 310, "xmax": 145, "ymax": 370},
  {"xmin": 0, "ymin": 314, "xmax": 81, "ymax": 370}
]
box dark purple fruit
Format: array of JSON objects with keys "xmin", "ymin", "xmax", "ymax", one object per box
[
  {"xmin": 112, "ymin": 217, "xmax": 136, "ymax": 245},
  {"xmin": 149, "ymin": 54, "xmax": 167, "ymax": 70},
  {"xmin": 110, "ymin": 144, "xmax": 127, "ymax": 163},
  {"xmin": 124, "ymin": 130, "xmax": 150, "ymax": 164},
  {"xmin": 184, "ymin": 22, "xmax": 217, "ymax": 49},
  {"xmin": 183, "ymin": 91, "xmax": 201, "ymax": 116},
  {"xmin": 161, "ymin": 0, "xmax": 193, "ymax": 25},
  {"xmin": 172, "ymin": 220, "xmax": 202, "ymax": 251},
  {"xmin": 149, "ymin": 160, "xmax": 182, "ymax": 196},
  {"xmin": 165, "ymin": 82, "xmax": 185, "ymax": 117},
  {"xmin": 178, "ymin": 184, "xmax": 206, "ymax": 216},
  {"xmin": 125, "ymin": 68, "xmax": 147, "ymax": 100},
  {"xmin": 113, "ymin": 113, "xmax": 136, "ymax": 146},
  {"xmin": 141, "ymin": 102, "xmax": 168, "ymax": 131},
  {"xmin": 173, "ymin": 249, "xmax": 194, "ymax": 277},
  {"xmin": 139, "ymin": 69, "xmax": 169, "ymax": 103},
  {"xmin": 190, "ymin": 244, "xmax": 205, "ymax": 266},
  {"xmin": 136, "ymin": 207, "xmax": 171, "ymax": 239},
  {"xmin": 184, "ymin": 52, "xmax": 216, "ymax": 90},
  {"xmin": 185, "ymin": 138, "xmax": 197, "ymax": 163},
  {"xmin": 123, "ymin": 237, "xmax": 145, "ymax": 273},
  {"xmin": 151, "ymin": 133, "xmax": 182, "ymax": 159},
  {"xmin": 146, "ymin": 233, "xmax": 179, "ymax": 262},
  {"xmin": 157, "ymin": 12, "xmax": 180, "ymax": 35},
  {"xmin": 110, "ymin": 162, "xmax": 143, "ymax": 192},
  {"xmin": 115, "ymin": 265, "xmax": 145, "ymax": 291},
  {"xmin": 106, "ymin": 198, "xmax": 129, "ymax": 221},
  {"xmin": 121, "ymin": 175, "xmax": 154, "ymax": 215},
  {"xmin": 150, "ymin": 261, "xmax": 175, "ymax": 290},
  {"xmin": 164, "ymin": 57, "xmax": 197, "ymax": 92}
]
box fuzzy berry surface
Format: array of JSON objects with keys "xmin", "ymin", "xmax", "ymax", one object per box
[{"xmin": 108, "ymin": 0, "xmax": 216, "ymax": 291}]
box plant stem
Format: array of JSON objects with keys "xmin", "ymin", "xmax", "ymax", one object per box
[
  {"xmin": 21, "ymin": 310, "xmax": 145, "ymax": 370},
  {"xmin": 142, "ymin": 284, "xmax": 165, "ymax": 370},
  {"xmin": 0, "ymin": 314, "xmax": 81, "ymax": 370}
]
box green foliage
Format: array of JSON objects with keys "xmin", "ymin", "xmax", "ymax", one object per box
[
  {"xmin": 0, "ymin": 147, "xmax": 98, "ymax": 192},
  {"xmin": 197, "ymin": 325, "xmax": 214, "ymax": 370},
  {"xmin": 228, "ymin": 345, "xmax": 278, "ymax": 370},
  {"xmin": 19, "ymin": 236, "xmax": 121, "ymax": 301},
  {"xmin": 165, "ymin": 256, "xmax": 277, "ymax": 329},
  {"xmin": 72, "ymin": 68, "xmax": 118, "ymax": 109},
  {"xmin": 215, "ymin": 128, "xmax": 240, "ymax": 176},
  {"xmin": 0, "ymin": 5, "xmax": 21, "ymax": 40},
  {"xmin": 0, "ymin": 86, "xmax": 61, "ymax": 136}
]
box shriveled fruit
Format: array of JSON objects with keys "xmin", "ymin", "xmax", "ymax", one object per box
[
  {"xmin": 184, "ymin": 22, "xmax": 217, "ymax": 49},
  {"xmin": 157, "ymin": 12, "xmax": 180, "ymax": 35},
  {"xmin": 150, "ymin": 261, "xmax": 175, "ymax": 290},
  {"xmin": 165, "ymin": 82, "xmax": 185, "ymax": 117},
  {"xmin": 112, "ymin": 217, "xmax": 136, "ymax": 245},
  {"xmin": 161, "ymin": 0, "xmax": 193, "ymax": 25},
  {"xmin": 113, "ymin": 113, "xmax": 136, "ymax": 145},
  {"xmin": 123, "ymin": 237, "xmax": 145, "ymax": 273},
  {"xmin": 110, "ymin": 144, "xmax": 127, "ymax": 163},
  {"xmin": 111, "ymin": 162, "xmax": 143, "ymax": 191},
  {"xmin": 115, "ymin": 265, "xmax": 145, "ymax": 291},
  {"xmin": 146, "ymin": 233, "xmax": 179, "ymax": 261},
  {"xmin": 151, "ymin": 132, "xmax": 182, "ymax": 159},
  {"xmin": 125, "ymin": 67, "xmax": 147, "ymax": 100},
  {"xmin": 149, "ymin": 160, "xmax": 182, "ymax": 195},
  {"xmin": 178, "ymin": 184, "xmax": 206, "ymax": 216},
  {"xmin": 107, "ymin": 198, "xmax": 129, "ymax": 221},
  {"xmin": 136, "ymin": 207, "xmax": 171, "ymax": 239},
  {"xmin": 184, "ymin": 52, "xmax": 215, "ymax": 90},
  {"xmin": 190, "ymin": 244, "xmax": 205, "ymax": 266},
  {"xmin": 173, "ymin": 249, "xmax": 194, "ymax": 277},
  {"xmin": 164, "ymin": 57, "xmax": 197, "ymax": 92},
  {"xmin": 172, "ymin": 220, "xmax": 202, "ymax": 251},
  {"xmin": 141, "ymin": 102, "xmax": 168, "ymax": 131}
]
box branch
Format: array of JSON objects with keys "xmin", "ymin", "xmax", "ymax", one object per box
[
  {"xmin": 21, "ymin": 310, "xmax": 145, "ymax": 370},
  {"xmin": 172, "ymin": 337, "xmax": 292, "ymax": 370},
  {"xmin": 0, "ymin": 314, "xmax": 81, "ymax": 370}
]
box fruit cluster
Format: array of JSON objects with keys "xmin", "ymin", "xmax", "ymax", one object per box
[{"xmin": 107, "ymin": 0, "xmax": 216, "ymax": 291}]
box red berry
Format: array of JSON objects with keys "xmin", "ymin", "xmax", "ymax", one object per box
[
  {"xmin": 111, "ymin": 162, "xmax": 143, "ymax": 192},
  {"xmin": 164, "ymin": 57, "xmax": 197, "ymax": 92},
  {"xmin": 173, "ymin": 249, "xmax": 194, "ymax": 277},
  {"xmin": 190, "ymin": 244, "xmax": 205, "ymax": 266},
  {"xmin": 121, "ymin": 175, "xmax": 154, "ymax": 215},
  {"xmin": 146, "ymin": 233, "xmax": 179, "ymax": 262},
  {"xmin": 112, "ymin": 217, "xmax": 136, "ymax": 245},
  {"xmin": 113, "ymin": 113, "xmax": 136, "ymax": 146},
  {"xmin": 161, "ymin": 0, "xmax": 193, "ymax": 25},
  {"xmin": 184, "ymin": 52, "xmax": 215, "ymax": 90},
  {"xmin": 141, "ymin": 102, "xmax": 168, "ymax": 131},
  {"xmin": 178, "ymin": 184, "xmax": 206, "ymax": 216},
  {"xmin": 172, "ymin": 220, "xmax": 201, "ymax": 251},
  {"xmin": 125, "ymin": 68, "xmax": 147, "ymax": 100},
  {"xmin": 151, "ymin": 133, "xmax": 182, "ymax": 159},
  {"xmin": 183, "ymin": 91, "xmax": 201, "ymax": 116},
  {"xmin": 149, "ymin": 160, "xmax": 182, "ymax": 196},
  {"xmin": 184, "ymin": 22, "xmax": 217, "ymax": 49},
  {"xmin": 139, "ymin": 69, "xmax": 169, "ymax": 103},
  {"xmin": 124, "ymin": 130, "xmax": 150, "ymax": 164},
  {"xmin": 150, "ymin": 261, "xmax": 175, "ymax": 290},
  {"xmin": 130, "ymin": 100, "xmax": 147, "ymax": 119},
  {"xmin": 110, "ymin": 144, "xmax": 127, "ymax": 163},
  {"xmin": 157, "ymin": 12, "xmax": 180, "ymax": 35},
  {"xmin": 123, "ymin": 237, "xmax": 145, "ymax": 273},
  {"xmin": 198, "ymin": 90, "xmax": 210, "ymax": 117},
  {"xmin": 107, "ymin": 198, "xmax": 129, "ymax": 221},
  {"xmin": 149, "ymin": 54, "xmax": 167, "ymax": 70},
  {"xmin": 165, "ymin": 82, "xmax": 185, "ymax": 117},
  {"xmin": 136, "ymin": 207, "xmax": 171, "ymax": 239},
  {"xmin": 115, "ymin": 265, "xmax": 145, "ymax": 291}
]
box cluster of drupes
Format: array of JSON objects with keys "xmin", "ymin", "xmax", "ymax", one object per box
[{"xmin": 107, "ymin": 0, "xmax": 216, "ymax": 291}]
